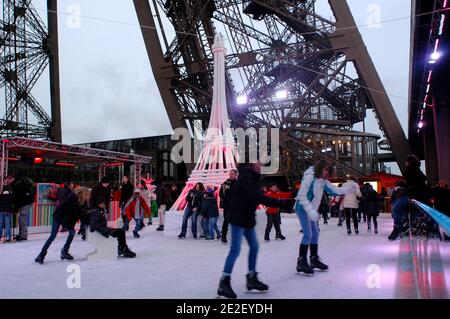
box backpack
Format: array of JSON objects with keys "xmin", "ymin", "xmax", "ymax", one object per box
[{"xmin": 14, "ymin": 178, "xmax": 36, "ymax": 207}]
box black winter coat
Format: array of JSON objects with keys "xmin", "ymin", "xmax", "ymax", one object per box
[
  {"xmin": 202, "ymin": 197, "xmax": 219, "ymax": 218},
  {"xmin": 90, "ymin": 183, "xmax": 112, "ymax": 210},
  {"xmin": 433, "ymin": 187, "xmax": 450, "ymax": 216},
  {"xmin": 167, "ymin": 189, "xmax": 179, "ymax": 209},
  {"xmin": 11, "ymin": 178, "xmax": 36, "ymax": 209},
  {"xmin": 229, "ymin": 166, "xmax": 285, "ymax": 229},
  {"xmin": 365, "ymin": 189, "xmax": 379, "ymax": 217},
  {"xmin": 404, "ymin": 162, "xmax": 429, "ymax": 202},
  {"xmin": 53, "ymin": 192, "xmax": 80, "ymax": 229},
  {"xmin": 0, "ymin": 185, "xmax": 14, "ymax": 212},
  {"xmin": 156, "ymin": 185, "xmax": 169, "ymax": 206},
  {"xmin": 120, "ymin": 182, "xmax": 134, "ymax": 206},
  {"xmin": 57, "ymin": 186, "xmax": 72, "ymax": 208},
  {"xmin": 89, "ymin": 207, "xmax": 110, "ymax": 238},
  {"xmin": 185, "ymin": 189, "xmax": 203, "ymax": 210},
  {"xmin": 219, "ymin": 178, "xmax": 237, "ymax": 210}
]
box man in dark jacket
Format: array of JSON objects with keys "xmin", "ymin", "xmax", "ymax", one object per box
[
  {"xmin": 89, "ymin": 196, "xmax": 136, "ymax": 258},
  {"xmin": 11, "ymin": 176, "xmax": 36, "ymax": 241},
  {"xmin": 35, "ymin": 186, "xmax": 79, "ymax": 264},
  {"xmin": 90, "ymin": 176, "xmax": 112, "ymax": 214},
  {"xmin": 219, "ymin": 169, "xmax": 237, "ymax": 243},
  {"xmin": 217, "ymin": 162, "xmax": 289, "ymax": 299},
  {"xmin": 119, "ymin": 175, "xmax": 134, "ymax": 230},
  {"xmin": 155, "ymin": 181, "xmax": 168, "ymax": 229},
  {"xmin": 0, "ymin": 176, "xmax": 15, "ymax": 242},
  {"xmin": 178, "ymin": 183, "xmax": 204, "ymax": 239}
]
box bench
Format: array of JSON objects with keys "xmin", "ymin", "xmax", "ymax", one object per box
[{"xmin": 85, "ymin": 226, "xmax": 117, "ymax": 261}]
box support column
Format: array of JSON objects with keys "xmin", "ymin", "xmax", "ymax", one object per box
[{"xmin": 47, "ymin": 0, "xmax": 62, "ymax": 142}]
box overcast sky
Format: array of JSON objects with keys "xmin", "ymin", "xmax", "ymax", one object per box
[{"xmin": 27, "ymin": 0, "xmax": 410, "ymax": 171}]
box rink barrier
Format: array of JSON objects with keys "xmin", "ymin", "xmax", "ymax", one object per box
[{"xmin": 411, "ymin": 200, "xmax": 450, "ymax": 235}]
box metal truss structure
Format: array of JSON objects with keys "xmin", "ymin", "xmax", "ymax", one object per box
[
  {"xmin": 135, "ymin": 0, "xmax": 411, "ymax": 182},
  {"xmin": 0, "ymin": 0, "xmax": 62, "ymax": 141},
  {"xmin": 0, "ymin": 137, "xmax": 152, "ymax": 189}
]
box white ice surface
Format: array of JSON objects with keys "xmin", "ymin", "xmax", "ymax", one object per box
[{"xmin": 1, "ymin": 216, "xmax": 449, "ymax": 299}]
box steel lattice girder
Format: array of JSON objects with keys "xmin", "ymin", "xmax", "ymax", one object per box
[
  {"xmin": 0, "ymin": 0, "xmax": 62, "ymax": 141},
  {"xmin": 134, "ymin": 0, "xmax": 411, "ymax": 179}
]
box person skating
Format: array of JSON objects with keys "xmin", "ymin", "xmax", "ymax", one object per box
[
  {"xmin": 119, "ymin": 175, "xmax": 133, "ymax": 231},
  {"xmin": 154, "ymin": 181, "xmax": 169, "ymax": 230},
  {"xmin": 388, "ymin": 180, "xmax": 409, "ymax": 240},
  {"xmin": 35, "ymin": 182, "xmax": 80, "ymax": 264},
  {"xmin": 217, "ymin": 162, "xmax": 289, "ymax": 299},
  {"xmin": 75, "ymin": 187, "xmax": 91, "ymax": 241},
  {"xmin": 178, "ymin": 183, "xmax": 204, "ymax": 239},
  {"xmin": 341, "ymin": 176, "xmax": 362, "ymax": 235},
  {"xmin": 263, "ymin": 184, "xmax": 291, "ymax": 241},
  {"xmin": 124, "ymin": 190, "xmax": 151, "ymax": 238},
  {"xmin": 295, "ymin": 159, "xmax": 357, "ymax": 275},
  {"xmin": 365, "ymin": 184, "xmax": 380, "ymax": 234},
  {"xmin": 202, "ymin": 189, "xmax": 220, "ymax": 240},
  {"xmin": 219, "ymin": 170, "xmax": 237, "ymax": 243},
  {"xmin": 89, "ymin": 196, "xmax": 136, "ymax": 258},
  {"xmin": 11, "ymin": 176, "xmax": 36, "ymax": 241},
  {"xmin": 0, "ymin": 176, "xmax": 15, "ymax": 243}
]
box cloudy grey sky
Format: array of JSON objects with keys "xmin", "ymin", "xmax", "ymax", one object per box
[{"xmin": 28, "ymin": 0, "xmax": 411, "ymax": 171}]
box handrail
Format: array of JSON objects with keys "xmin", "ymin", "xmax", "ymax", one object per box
[{"xmin": 411, "ymin": 199, "xmax": 450, "ymax": 235}]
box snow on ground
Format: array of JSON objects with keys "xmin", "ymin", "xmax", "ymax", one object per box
[{"xmin": 1, "ymin": 216, "xmax": 449, "ymax": 299}]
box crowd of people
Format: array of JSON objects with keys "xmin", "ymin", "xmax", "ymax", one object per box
[{"xmin": 0, "ymin": 153, "xmax": 449, "ymax": 298}]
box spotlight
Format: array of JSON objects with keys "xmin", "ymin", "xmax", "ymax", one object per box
[
  {"xmin": 236, "ymin": 95, "xmax": 248, "ymax": 105},
  {"xmin": 430, "ymin": 51, "xmax": 441, "ymax": 61},
  {"xmin": 418, "ymin": 121, "xmax": 424, "ymax": 129},
  {"xmin": 275, "ymin": 90, "xmax": 288, "ymax": 99}
]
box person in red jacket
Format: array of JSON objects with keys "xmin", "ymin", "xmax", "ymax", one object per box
[
  {"xmin": 264, "ymin": 184, "xmax": 292, "ymax": 241},
  {"xmin": 124, "ymin": 190, "xmax": 151, "ymax": 238}
]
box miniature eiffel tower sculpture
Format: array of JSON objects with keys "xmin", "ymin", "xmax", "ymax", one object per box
[{"xmin": 170, "ymin": 33, "xmax": 238, "ymax": 210}]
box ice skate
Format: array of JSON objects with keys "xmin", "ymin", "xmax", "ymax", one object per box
[
  {"xmin": 246, "ymin": 273, "xmax": 269, "ymax": 292},
  {"xmin": 35, "ymin": 252, "xmax": 46, "ymax": 264},
  {"xmin": 264, "ymin": 234, "xmax": 270, "ymax": 241},
  {"xmin": 310, "ymin": 256, "xmax": 329, "ymax": 271},
  {"xmin": 217, "ymin": 276, "xmax": 237, "ymax": 299},
  {"xmin": 133, "ymin": 230, "xmax": 140, "ymax": 238},
  {"xmin": 275, "ymin": 233, "xmax": 286, "ymax": 240},
  {"xmin": 118, "ymin": 246, "xmax": 136, "ymax": 258},
  {"xmin": 178, "ymin": 233, "xmax": 186, "ymax": 239},
  {"xmin": 61, "ymin": 250, "xmax": 74, "ymax": 261},
  {"xmin": 156, "ymin": 225, "xmax": 164, "ymax": 231},
  {"xmin": 297, "ymin": 257, "xmax": 314, "ymax": 275},
  {"xmin": 347, "ymin": 228, "xmax": 352, "ymax": 235}
]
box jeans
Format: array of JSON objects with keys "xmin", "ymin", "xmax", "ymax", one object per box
[
  {"xmin": 134, "ymin": 218, "xmax": 143, "ymax": 232},
  {"xmin": 158, "ymin": 204, "xmax": 166, "ymax": 226},
  {"xmin": 40, "ymin": 218, "xmax": 75, "ymax": 254},
  {"xmin": 18, "ymin": 204, "xmax": 32, "ymax": 239},
  {"xmin": 338, "ymin": 209, "xmax": 344, "ymax": 224},
  {"xmin": 0, "ymin": 212, "xmax": 12, "ymax": 240},
  {"xmin": 392, "ymin": 196, "xmax": 409, "ymax": 228},
  {"xmin": 265, "ymin": 213, "xmax": 281, "ymax": 235},
  {"xmin": 296, "ymin": 207, "xmax": 319, "ymax": 245},
  {"xmin": 201, "ymin": 217, "xmax": 209, "ymax": 237},
  {"xmin": 345, "ymin": 208, "xmax": 359, "ymax": 231},
  {"xmin": 367, "ymin": 215, "xmax": 378, "ymax": 229},
  {"xmin": 223, "ymin": 225, "xmax": 259, "ymax": 275},
  {"xmin": 180, "ymin": 207, "xmax": 199, "ymax": 236},
  {"xmin": 107, "ymin": 228, "xmax": 127, "ymax": 247},
  {"xmin": 208, "ymin": 217, "xmax": 220, "ymax": 239}
]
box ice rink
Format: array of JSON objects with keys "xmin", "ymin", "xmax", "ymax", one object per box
[{"xmin": 1, "ymin": 215, "xmax": 449, "ymax": 299}]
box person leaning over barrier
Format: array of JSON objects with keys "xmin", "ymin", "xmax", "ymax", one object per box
[{"xmin": 89, "ymin": 196, "xmax": 136, "ymax": 258}]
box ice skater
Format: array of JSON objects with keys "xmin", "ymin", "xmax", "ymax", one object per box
[
  {"xmin": 124, "ymin": 190, "xmax": 151, "ymax": 238},
  {"xmin": 263, "ymin": 183, "xmax": 291, "ymax": 241},
  {"xmin": 295, "ymin": 159, "xmax": 358, "ymax": 275},
  {"xmin": 178, "ymin": 183, "xmax": 204, "ymax": 239},
  {"xmin": 219, "ymin": 169, "xmax": 237, "ymax": 243},
  {"xmin": 202, "ymin": 189, "xmax": 220, "ymax": 240},
  {"xmin": 217, "ymin": 162, "xmax": 288, "ymax": 299},
  {"xmin": 341, "ymin": 176, "xmax": 362, "ymax": 235},
  {"xmin": 89, "ymin": 196, "xmax": 136, "ymax": 258},
  {"xmin": 365, "ymin": 184, "xmax": 380, "ymax": 234},
  {"xmin": 35, "ymin": 182, "xmax": 80, "ymax": 264}
]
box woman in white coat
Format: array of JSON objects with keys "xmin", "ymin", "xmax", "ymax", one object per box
[
  {"xmin": 295, "ymin": 159, "xmax": 357, "ymax": 275},
  {"xmin": 341, "ymin": 176, "xmax": 362, "ymax": 235}
]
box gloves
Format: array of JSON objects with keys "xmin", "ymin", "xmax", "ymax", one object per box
[{"xmin": 307, "ymin": 209, "xmax": 320, "ymax": 221}]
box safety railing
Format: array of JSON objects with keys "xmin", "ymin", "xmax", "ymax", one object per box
[{"xmin": 411, "ymin": 199, "xmax": 450, "ymax": 240}]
